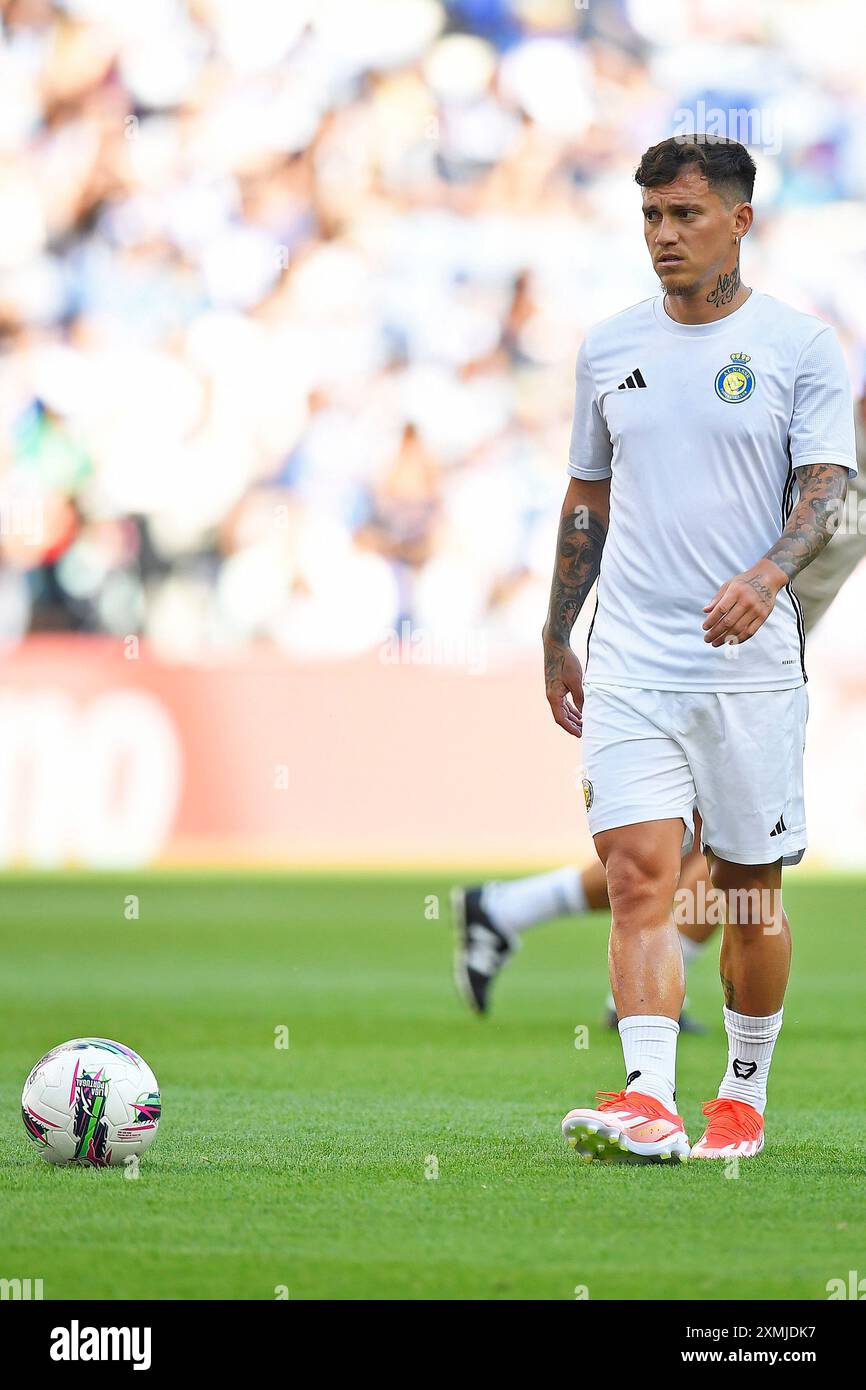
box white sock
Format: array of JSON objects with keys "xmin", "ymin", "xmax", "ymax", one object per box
[
  {"xmin": 480, "ymin": 867, "xmax": 588, "ymax": 938},
  {"xmin": 617, "ymin": 1015, "xmax": 680, "ymax": 1113},
  {"xmin": 717, "ymin": 1006, "xmax": 783, "ymax": 1115}
]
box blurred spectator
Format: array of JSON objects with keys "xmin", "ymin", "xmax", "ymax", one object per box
[{"xmin": 0, "ymin": 0, "xmax": 864, "ymax": 660}]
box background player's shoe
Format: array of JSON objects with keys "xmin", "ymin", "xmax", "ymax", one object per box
[
  {"xmin": 450, "ymin": 886, "xmax": 515, "ymax": 1014},
  {"xmin": 604, "ymin": 1003, "xmax": 706, "ymax": 1035},
  {"xmin": 562, "ymin": 1090, "xmax": 690, "ymax": 1164},
  {"xmin": 690, "ymin": 1098, "xmax": 765, "ymax": 1158}
]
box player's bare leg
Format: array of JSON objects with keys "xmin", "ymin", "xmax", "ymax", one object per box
[
  {"xmin": 600, "ymin": 820, "xmax": 686, "ymax": 1021},
  {"xmin": 712, "ymin": 856, "xmax": 790, "ymax": 1014},
  {"xmin": 690, "ymin": 854, "xmax": 788, "ymax": 1159},
  {"xmin": 605, "ymin": 836, "xmax": 712, "ymax": 1031},
  {"xmin": 589, "ymin": 839, "xmax": 717, "ymax": 928},
  {"xmin": 561, "ymin": 817, "xmax": 691, "ymax": 1164}
]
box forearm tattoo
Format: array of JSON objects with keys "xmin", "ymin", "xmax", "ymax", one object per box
[
  {"xmin": 766, "ymin": 462, "xmax": 848, "ymax": 581},
  {"xmin": 706, "ymin": 265, "xmax": 740, "ymax": 307},
  {"xmin": 543, "ymin": 506, "xmax": 607, "ymax": 647}
]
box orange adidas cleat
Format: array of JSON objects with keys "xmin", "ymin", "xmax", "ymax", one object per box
[
  {"xmin": 690, "ymin": 1097, "xmax": 765, "ymax": 1158},
  {"xmin": 562, "ymin": 1089, "xmax": 690, "ymax": 1164}
]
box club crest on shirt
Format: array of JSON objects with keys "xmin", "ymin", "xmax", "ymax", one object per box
[
  {"xmin": 582, "ymin": 778, "xmax": 594, "ymax": 811},
  {"xmin": 714, "ymin": 351, "xmax": 755, "ymax": 403}
]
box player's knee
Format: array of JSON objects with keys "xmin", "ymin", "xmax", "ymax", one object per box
[
  {"xmin": 709, "ymin": 858, "xmax": 785, "ymax": 930},
  {"xmin": 605, "ymin": 849, "xmax": 677, "ymax": 923}
]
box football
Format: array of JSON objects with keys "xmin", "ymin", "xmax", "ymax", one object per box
[{"xmin": 21, "ymin": 1038, "xmax": 161, "ymax": 1167}]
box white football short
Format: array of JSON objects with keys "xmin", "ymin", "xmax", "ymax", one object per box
[{"xmin": 580, "ymin": 682, "xmax": 809, "ymax": 866}]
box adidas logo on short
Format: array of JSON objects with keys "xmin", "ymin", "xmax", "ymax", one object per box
[
  {"xmin": 769, "ymin": 814, "xmax": 787, "ymax": 837},
  {"xmin": 617, "ymin": 368, "xmax": 647, "ymax": 390}
]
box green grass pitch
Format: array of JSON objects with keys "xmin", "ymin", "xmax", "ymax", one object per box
[{"xmin": 1, "ymin": 871, "xmax": 864, "ymax": 1300}]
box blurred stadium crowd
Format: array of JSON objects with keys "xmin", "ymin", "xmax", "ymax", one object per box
[{"xmin": 1, "ymin": 0, "xmax": 865, "ymax": 660}]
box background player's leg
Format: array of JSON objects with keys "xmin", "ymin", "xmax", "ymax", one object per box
[
  {"xmin": 451, "ymin": 859, "xmax": 613, "ymax": 1014},
  {"xmin": 478, "ymin": 860, "xmax": 608, "ymax": 935},
  {"xmin": 595, "ymin": 817, "xmax": 686, "ymax": 1109},
  {"xmin": 450, "ymin": 862, "xmax": 609, "ymax": 1013},
  {"xmin": 453, "ymin": 835, "xmax": 718, "ymax": 1020},
  {"xmin": 581, "ymin": 858, "xmax": 617, "ymax": 911},
  {"xmin": 677, "ymin": 848, "xmax": 718, "ymax": 951}
]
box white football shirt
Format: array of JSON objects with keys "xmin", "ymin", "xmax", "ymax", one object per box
[{"xmin": 567, "ymin": 289, "xmax": 858, "ymax": 691}]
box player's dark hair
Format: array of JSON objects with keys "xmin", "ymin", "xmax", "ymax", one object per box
[{"xmin": 635, "ymin": 135, "xmax": 756, "ymax": 207}]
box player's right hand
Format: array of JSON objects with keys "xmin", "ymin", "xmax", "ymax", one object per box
[{"xmin": 543, "ymin": 640, "xmax": 585, "ymax": 737}]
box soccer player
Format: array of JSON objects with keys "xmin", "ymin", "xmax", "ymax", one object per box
[
  {"xmin": 541, "ymin": 135, "xmax": 855, "ymax": 1162},
  {"xmin": 452, "ymin": 397, "xmax": 866, "ymax": 1029}
]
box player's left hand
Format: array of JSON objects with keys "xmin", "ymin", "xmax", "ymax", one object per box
[{"xmin": 702, "ymin": 559, "xmax": 788, "ymax": 647}]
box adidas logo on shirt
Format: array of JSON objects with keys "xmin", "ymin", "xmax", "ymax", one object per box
[{"xmin": 617, "ymin": 368, "xmax": 647, "ymax": 390}]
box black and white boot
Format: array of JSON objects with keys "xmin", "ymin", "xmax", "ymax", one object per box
[{"xmin": 450, "ymin": 886, "xmax": 516, "ymax": 1015}]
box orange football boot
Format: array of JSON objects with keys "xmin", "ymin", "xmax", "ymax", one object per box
[
  {"xmin": 690, "ymin": 1097, "xmax": 765, "ymax": 1158},
  {"xmin": 562, "ymin": 1089, "xmax": 690, "ymax": 1164}
]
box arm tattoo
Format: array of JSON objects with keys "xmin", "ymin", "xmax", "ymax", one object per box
[
  {"xmin": 706, "ymin": 265, "xmax": 740, "ymax": 307},
  {"xmin": 765, "ymin": 462, "xmax": 848, "ymax": 581},
  {"xmin": 543, "ymin": 506, "xmax": 607, "ymax": 650}
]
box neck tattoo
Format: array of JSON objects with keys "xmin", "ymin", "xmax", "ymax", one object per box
[{"xmin": 706, "ymin": 264, "xmax": 741, "ymax": 307}]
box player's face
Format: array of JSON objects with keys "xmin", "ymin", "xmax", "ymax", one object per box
[{"xmin": 641, "ymin": 166, "xmax": 743, "ymax": 297}]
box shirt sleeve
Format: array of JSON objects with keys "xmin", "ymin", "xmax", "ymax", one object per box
[
  {"xmin": 789, "ymin": 326, "xmax": 858, "ymax": 479},
  {"xmin": 567, "ymin": 339, "xmax": 613, "ymax": 480}
]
